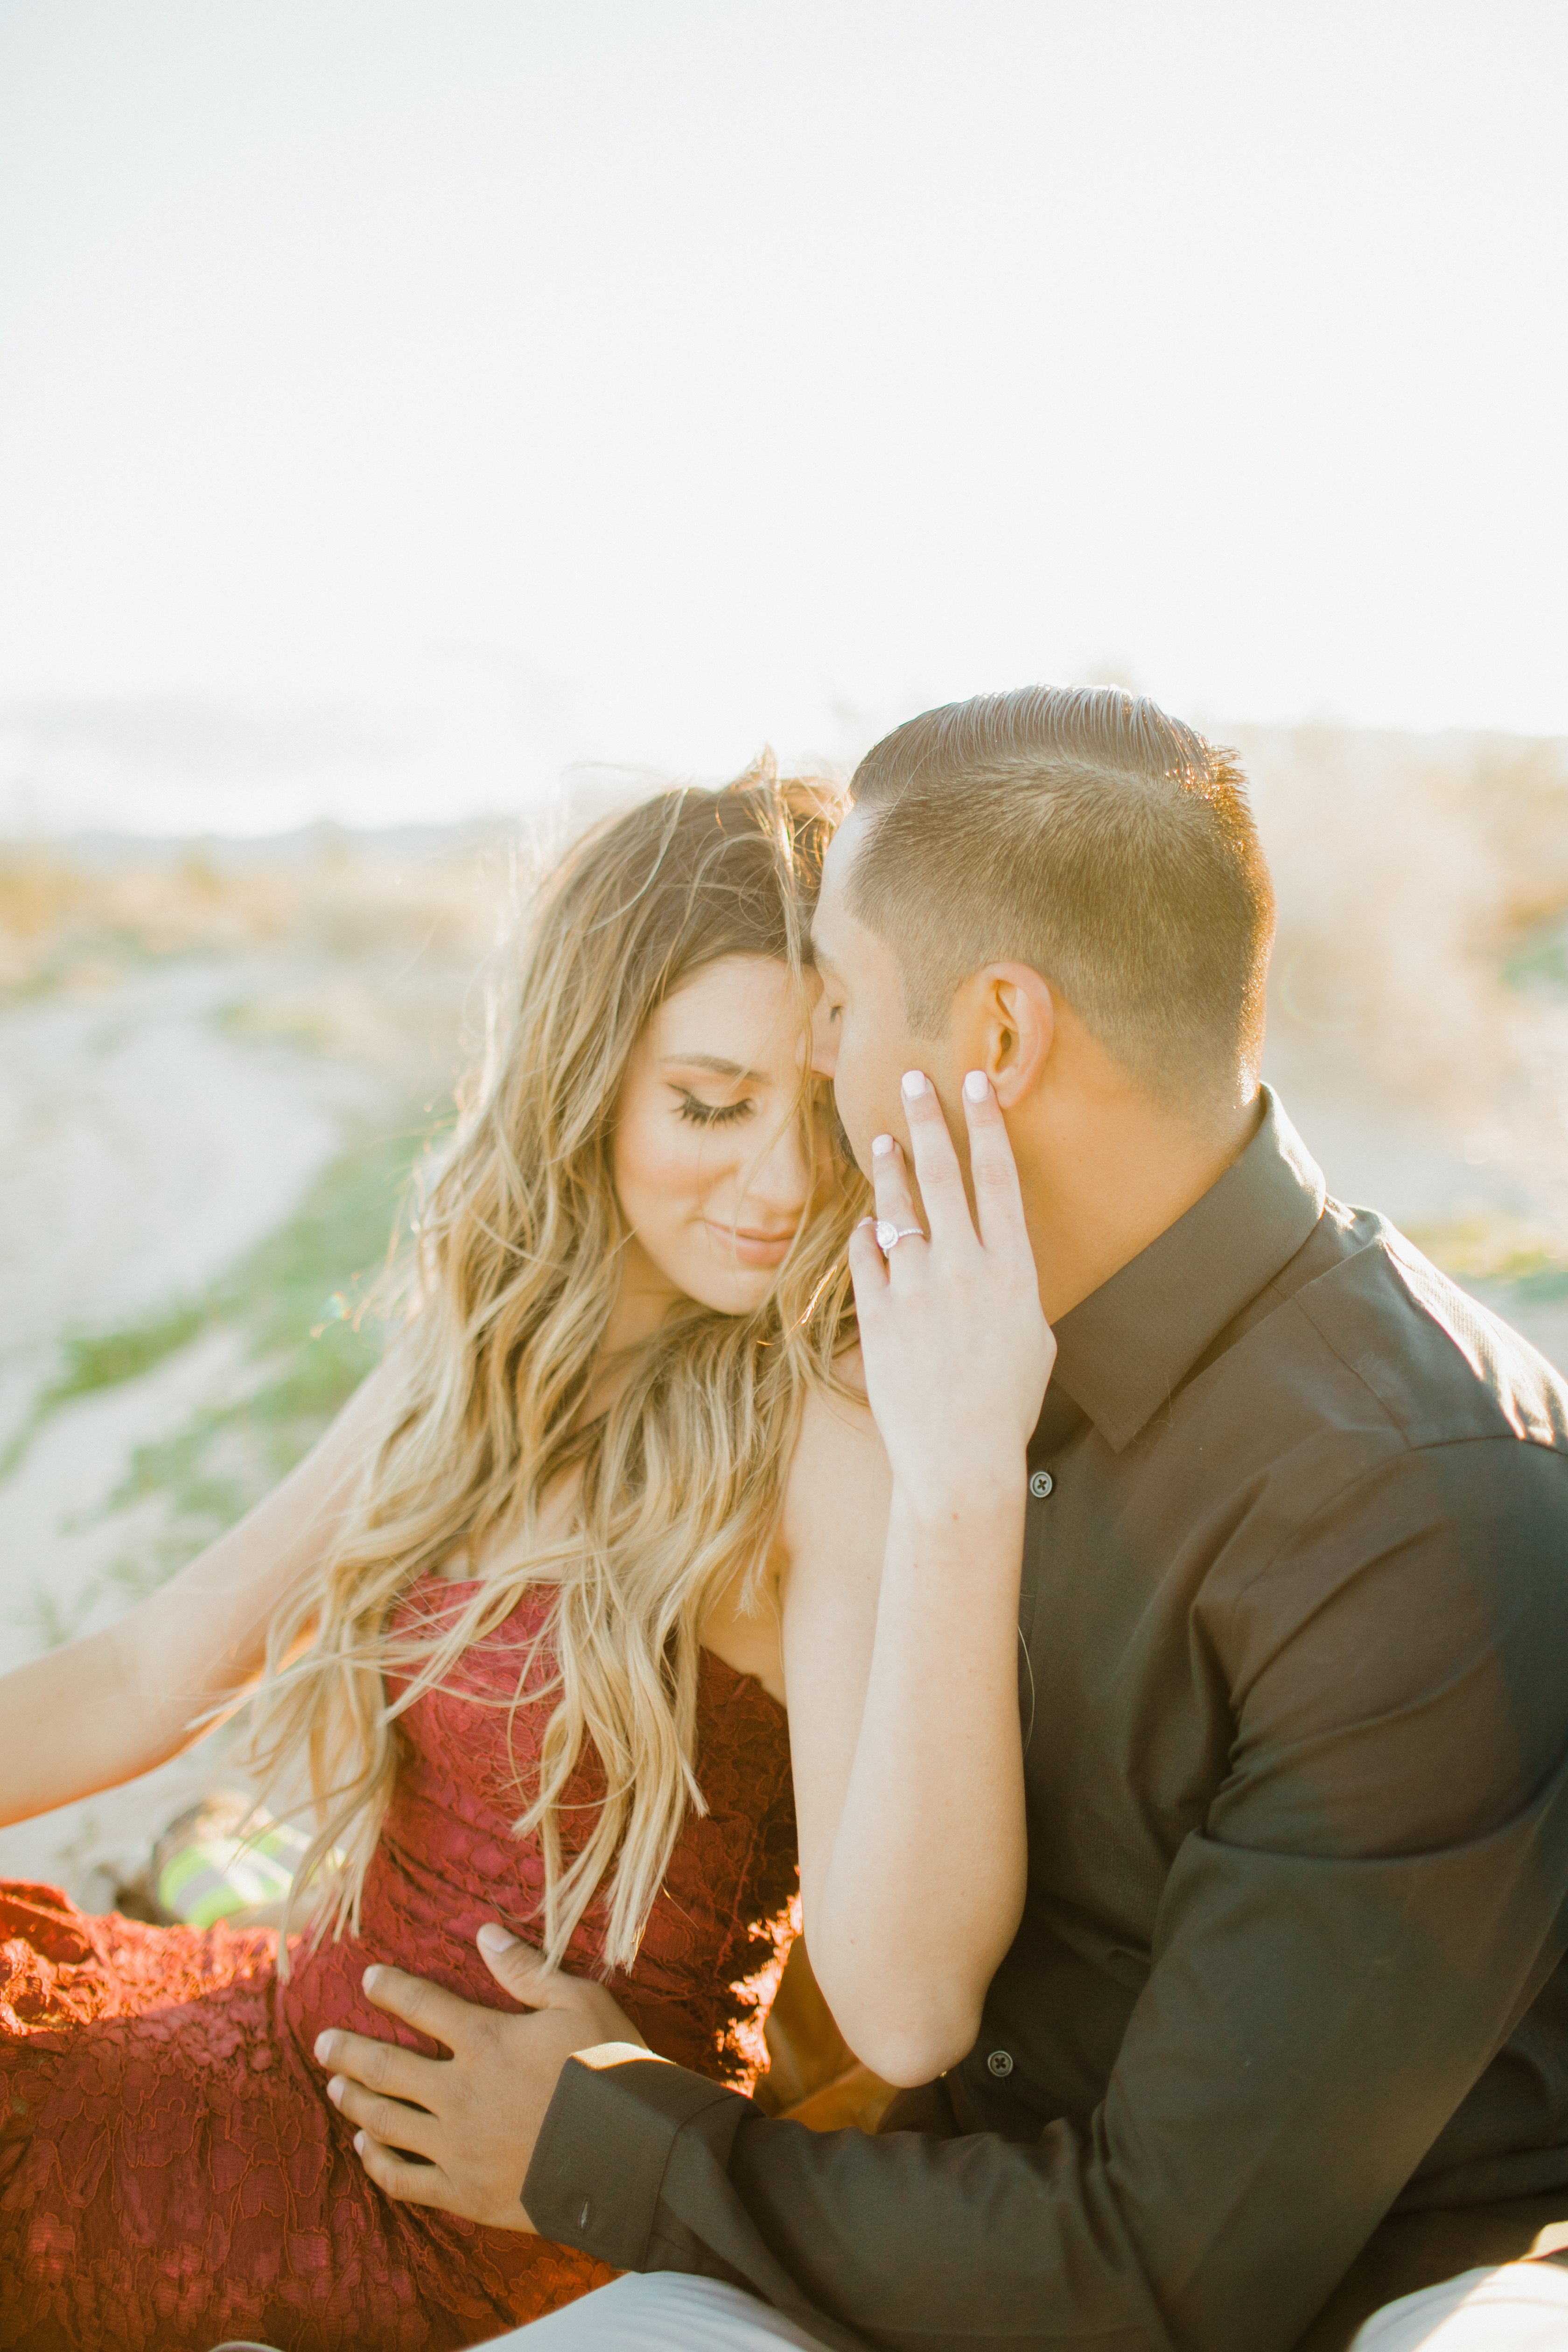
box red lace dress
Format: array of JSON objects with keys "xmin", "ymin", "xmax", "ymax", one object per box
[{"xmin": 0, "ymin": 1578, "xmax": 798, "ymax": 2351}]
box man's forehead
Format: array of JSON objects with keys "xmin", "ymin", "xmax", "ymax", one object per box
[
  {"xmin": 811, "ymin": 895, "xmax": 897, "ymax": 995},
  {"xmin": 811, "ymin": 810, "xmax": 869, "ymax": 967},
  {"xmin": 809, "ymin": 900, "xmax": 850, "ymax": 974}
]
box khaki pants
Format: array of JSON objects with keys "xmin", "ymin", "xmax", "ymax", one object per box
[
  {"xmin": 469, "ymin": 2231, "xmax": 1568, "ymax": 2350},
  {"xmin": 1348, "ymin": 2261, "xmax": 1568, "ymax": 2350},
  {"xmin": 488, "ymin": 2273, "xmax": 833, "ymax": 2347},
  {"xmin": 1302, "ymin": 2198, "xmax": 1568, "ymax": 2351}
]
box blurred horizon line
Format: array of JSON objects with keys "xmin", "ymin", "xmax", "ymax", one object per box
[{"xmin": 5, "ymin": 693, "xmax": 1568, "ymax": 847}]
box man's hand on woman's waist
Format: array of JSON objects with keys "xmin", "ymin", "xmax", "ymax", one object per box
[{"xmin": 313, "ymin": 1922, "xmax": 648, "ymax": 2231}]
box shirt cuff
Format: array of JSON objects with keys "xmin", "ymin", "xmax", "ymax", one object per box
[{"xmin": 525, "ymin": 2045, "xmax": 753, "ymax": 2272}]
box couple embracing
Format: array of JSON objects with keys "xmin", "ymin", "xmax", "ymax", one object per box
[{"xmin": 3, "ymin": 686, "xmax": 1568, "ymax": 2352}]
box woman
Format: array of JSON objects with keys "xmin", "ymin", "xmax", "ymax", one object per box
[{"xmin": 0, "ymin": 770, "xmax": 1025, "ymax": 2350}]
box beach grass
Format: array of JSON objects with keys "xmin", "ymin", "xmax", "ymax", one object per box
[
  {"xmin": 42, "ymin": 1305, "xmax": 213, "ymax": 1411},
  {"xmin": 19, "ymin": 1123, "xmax": 437, "ymax": 1642}
]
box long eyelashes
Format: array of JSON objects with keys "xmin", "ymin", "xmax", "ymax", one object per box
[{"xmin": 676, "ymin": 1091, "xmax": 754, "ymax": 1128}]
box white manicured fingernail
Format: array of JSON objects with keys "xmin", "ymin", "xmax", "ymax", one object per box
[
  {"xmin": 901, "ymin": 1071, "xmax": 930, "ymax": 1099},
  {"xmin": 478, "ymin": 1921, "xmax": 518, "ymax": 1953},
  {"xmin": 354, "ymin": 2129, "xmax": 366, "ymax": 2155},
  {"xmin": 871, "ymin": 1133, "xmax": 895, "ymax": 1157},
  {"xmin": 314, "ymin": 2032, "xmax": 333, "ymax": 2064},
  {"xmin": 327, "ymin": 2074, "xmax": 345, "ymax": 2106},
  {"xmin": 964, "ymin": 1070, "xmax": 989, "ymax": 1103}
]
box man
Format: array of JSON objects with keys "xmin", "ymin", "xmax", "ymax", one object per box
[{"xmin": 315, "ymin": 687, "xmax": 1568, "ymax": 2352}]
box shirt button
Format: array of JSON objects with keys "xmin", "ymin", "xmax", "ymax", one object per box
[
  {"xmin": 1028, "ymin": 1470, "xmax": 1054, "ymax": 1499},
  {"xmin": 987, "ymin": 2049, "xmax": 1015, "ymax": 2078}
]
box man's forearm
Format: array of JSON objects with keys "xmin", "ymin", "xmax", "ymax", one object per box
[
  {"xmin": 526, "ymin": 2051, "xmax": 1170, "ymax": 2352},
  {"xmin": 525, "ymin": 2055, "xmax": 875, "ymax": 2352},
  {"xmin": 525, "ymin": 1737, "xmax": 1568, "ymax": 2352}
]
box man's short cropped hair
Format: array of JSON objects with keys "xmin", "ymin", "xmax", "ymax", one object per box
[{"xmin": 847, "ymin": 685, "xmax": 1276, "ymax": 1113}]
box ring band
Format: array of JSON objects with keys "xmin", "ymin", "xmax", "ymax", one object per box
[{"xmin": 875, "ymin": 1220, "xmax": 925, "ymax": 1255}]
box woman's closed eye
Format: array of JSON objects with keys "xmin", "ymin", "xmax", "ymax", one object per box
[{"xmin": 675, "ymin": 1089, "xmax": 754, "ymax": 1127}]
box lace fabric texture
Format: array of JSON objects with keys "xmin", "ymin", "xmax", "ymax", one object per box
[{"xmin": 0, "ymin": 1580, "xmax": 798, "ymax": 2349}]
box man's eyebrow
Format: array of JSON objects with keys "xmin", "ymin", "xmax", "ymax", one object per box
[{"xmin": 659, "ymin": 1052, "xmax": 763, "ymax": 1083}]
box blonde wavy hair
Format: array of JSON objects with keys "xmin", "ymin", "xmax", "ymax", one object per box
[{"xmin": 248, "ymin": 762, "xmax": 865, "ymax": 1975}]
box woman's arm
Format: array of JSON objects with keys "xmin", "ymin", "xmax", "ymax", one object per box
[
  {"xmin": 0, "ymin": 1352, "xmax": 405, "ymax": 1830},
  {"xmin": 778, "ymin": 1358, "xmax": 1028, "ymax": 2089}
]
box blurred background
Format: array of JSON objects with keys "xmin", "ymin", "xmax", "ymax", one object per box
[{"xmin": 2, "ymin": 0, "xmax": 1566, "ymax": 1898}]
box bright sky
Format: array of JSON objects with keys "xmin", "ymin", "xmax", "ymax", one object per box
[{"xmin": 0, "ymin": 0, "xmax": 1564, "ymax": 832}]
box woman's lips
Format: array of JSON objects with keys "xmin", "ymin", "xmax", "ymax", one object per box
[{"xmin": 705, "ymin": 1220, "xmax": 797, "ymax": 1267}]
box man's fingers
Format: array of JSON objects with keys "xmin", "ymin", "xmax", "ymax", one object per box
[
  {"xmin": 329, "ymin": 2073, "xmax": 440, "ymax": 2160},
  {"xmin": 474, "ymin": 1923, "xmax": 564, "ymax": 2010},
  {"xmin": 899, "ymin": 1071, "xmax": 974, "ymax": 1243},
  {"xmin": 360, "ymin": 1962, "xmax": 476, "ymax": 2052},
  {"xmin": 960, "ymin": 1071, "xmax": 1032, "ymax": 1250},
  {"xmin": 314, "ymin": 2022, "xmax": 443, "ymax": 2103},
  {"xmin": 352, "ymin": 2128, "xmax": 455, "ymax": 2212}
]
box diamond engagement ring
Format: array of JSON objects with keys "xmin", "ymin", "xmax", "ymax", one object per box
[{"xmin": 875, "ymin": 1219, "xmax": 925, "ymax": 1255}]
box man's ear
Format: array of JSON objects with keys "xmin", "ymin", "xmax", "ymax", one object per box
[{"xmin": 972, "ymin": 963, "xmax": 1055, "ymax": 1108}]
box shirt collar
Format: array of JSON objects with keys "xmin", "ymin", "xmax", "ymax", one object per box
[{"xmin": 1048, "ymin": 1086, "xmax": 1327, "ymax": 1453}]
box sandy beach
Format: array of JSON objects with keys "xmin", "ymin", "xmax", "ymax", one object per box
[{"xmin": 0, "ymin": 827, "xmax": 511, "ymax": 1900}]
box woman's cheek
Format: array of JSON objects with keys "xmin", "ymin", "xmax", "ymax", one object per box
[
  {"xmin": 617, "ymin": 1109, "xmax": 707, "ymax": 1233},
  {"xmin": 652, "ymin": 1121, "xmax": 709, "ymax": 1204}
]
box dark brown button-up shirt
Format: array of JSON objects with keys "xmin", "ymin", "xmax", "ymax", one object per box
[{"xmin": 526, "ymin": 1092, "xmax": 1568, "ymax": 2352}]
